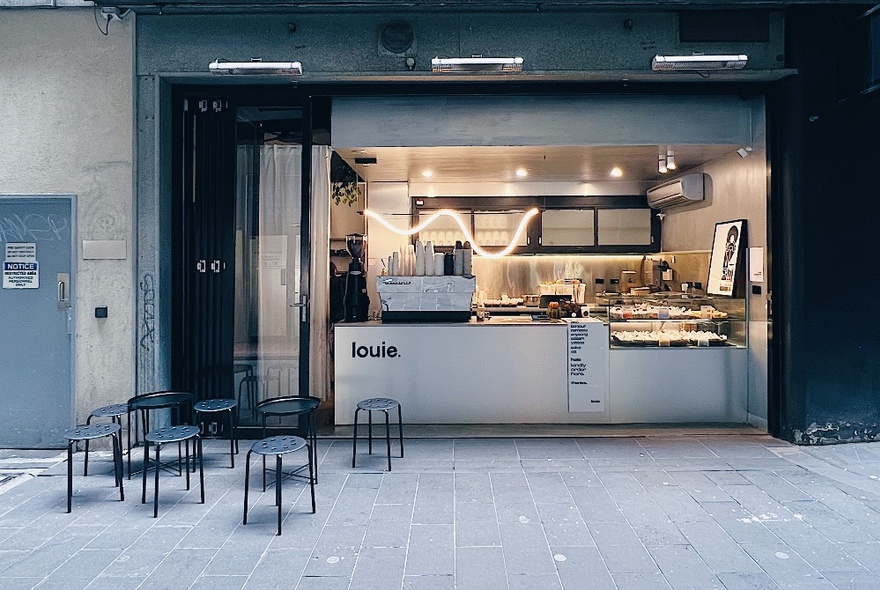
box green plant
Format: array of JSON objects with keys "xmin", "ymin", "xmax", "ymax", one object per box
[
  {"xmin": 331, "ymin": 181, "xmax": 361, "ymax": 207},
  {"xmin": 331, "ymin": 152, "xmax": 361, "ymax": 206}
]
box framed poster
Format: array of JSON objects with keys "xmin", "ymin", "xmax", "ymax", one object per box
[{"xmin": 707, "ymin": 219, "xmax": 747, "ymax": 296}]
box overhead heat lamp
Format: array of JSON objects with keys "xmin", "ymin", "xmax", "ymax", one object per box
[
  {"xmin": 209, "ymin": 59, "xmax": 303, "ymax": 76},
  {"xmin": 431, "ymin": 56, "xmax": 524, "ymax": 73},
  {"xmin": 651, "ymin": 54, "xmax": 748, "ymax": 71}
]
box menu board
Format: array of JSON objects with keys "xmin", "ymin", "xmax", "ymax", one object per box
[{"xmin": 567, "ymin": 320, "xmax": 608, "ymax": 412}]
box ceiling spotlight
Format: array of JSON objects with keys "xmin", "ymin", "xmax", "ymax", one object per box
[
  {"xmin": 431, "ymin": 56, "xmax": 524, "ymax": 73},
  {"xmin": 421, "ymin": 170, "xmax": 433, "ymax": 178},
  {"xmin": 209, "ymin": 59, "xmax": 303, "ymax": 76},
  {"xmin": 515, "ymin": 168, "xmax": 529, "ymax": 177},
  {"xmin": 610, "ymin": 167, "xmax": 624, "ymax": 178},
  {"xmin": 666, "ymin": 149, "xmax": 677, "ymax": 170},
  {"xmin": 652, "ymin": 54, "xmax": 748, "ymax": 72},
  {"xmin": 658, "ymin": 153, "xmax": 668, "ymax": 174}
]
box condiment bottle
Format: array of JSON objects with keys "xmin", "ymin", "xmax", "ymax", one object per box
[{"xmin": 548, "ymin": 301, "xmax": 560, "ymax": 320}]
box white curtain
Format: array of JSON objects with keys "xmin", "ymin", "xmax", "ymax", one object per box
[
  {"xmin": 258, "ymin": 145, "xmax": 301, "ymax": 345},
  {"xmin": 309, "ymin": 146, "xmax": 331, "ymax": 401},
  {"xmin": 257, "ymin": 144, "xmax": 332, "ymax": 400}
]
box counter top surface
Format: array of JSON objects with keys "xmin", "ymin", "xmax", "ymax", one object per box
[{"xmin": 337, "ymin": 317, "xmax": 604, "ymax": 327}]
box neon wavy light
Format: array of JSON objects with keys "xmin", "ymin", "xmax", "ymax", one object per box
[{"xmin": 364, "ymin": 208, "xmax": 539, "ymax": 259}]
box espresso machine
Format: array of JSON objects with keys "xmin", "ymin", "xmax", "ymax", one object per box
[{"xmin": 344, "ymin": 233, "xmax": 370, "ymax": 322}]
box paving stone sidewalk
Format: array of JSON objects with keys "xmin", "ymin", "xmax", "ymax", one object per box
[{"xmin": 2, "ymin": 435, "xmax": 880, "ymax": 590}]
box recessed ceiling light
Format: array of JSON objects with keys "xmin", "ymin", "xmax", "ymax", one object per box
[
  {"xmin": 515, "ymin": 168, "xmax": 528, "ymax": 177},
  {"xmin": 421, "ymin": 170, "xmax": 433, "ymax": 178},
  {"xmin": 610, "ymin": 167, "xmax": 623, "ymax": 178}
]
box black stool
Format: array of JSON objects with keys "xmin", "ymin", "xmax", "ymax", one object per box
[
  {"xmin": 193, "ymin": 398, "xmax": 239, "ymax": 468},
  {"xmin": 243, "ymin": 436, "xmax": 316, "ymax": 536},
  {"xmin": 352, "ymin": 398, "xmax": 404, "ymax": 471},
  {"xmin": 64, "ymin": 423, "xmax": 124, "ymax": 513},
  {"xmin": 256, "ymin": 396, "xmax": 321, "ymax": 484},
  {"xmin": 142, "ymin": 425, "xmax": 204, "ymax": 518},
  {"xmin": 84, "ymin": 403, "xmax": 128, "ymax": 476},
  {"xmin": 127, "ymin": 391, "xmax": 195, "ymax": 480}
]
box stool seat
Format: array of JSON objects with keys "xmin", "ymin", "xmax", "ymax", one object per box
[
  {"xmin": 250, "ymin": 435, "xmax": 307, "ymax": 456},
  {"xmin": 90, "ymin": 404, "xmax": 129, "ymax": 419},
  {"xmin": 234, "ymin": 363, "xmax": 253, "ymax": 374},
  {"xmin": 356, "ymin": 398, "xmax": 399, "ymax": 412},
  {"xmin": 65, "ymin": 423, "xmax": 121, "ymax": 441},
  {"xmin": 258, "ymin": 396, "xmax": 320, "ymax": 416},
  {"xmin": 243, "ymin": 435, "xmax": 315, "ymax": 535},
  {"xmin": 194, "ymin": 398, "xmax": 237, "ymax": 412},
  {"xmin": 145, "ymin": 425, "xmax": 200, "ymax": 444}
]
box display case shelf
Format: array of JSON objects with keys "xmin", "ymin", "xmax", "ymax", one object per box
[{"xmin": 603, "ymin": 295, "xmax": 746, "ymax": 349}]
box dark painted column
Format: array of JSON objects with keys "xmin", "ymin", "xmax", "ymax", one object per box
[{"xmin": 774, "ymin": 7, "xmax": 880, "ymax": 443}]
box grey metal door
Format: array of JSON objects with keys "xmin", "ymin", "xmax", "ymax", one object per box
[{"xmin": 0, "ymin": 195, "xmax": 74, "ymax": 447}]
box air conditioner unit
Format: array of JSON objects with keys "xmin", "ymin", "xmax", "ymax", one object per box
[{"xmin": 646, "ymin": 173, "xmax": 706, "ymax": 210}]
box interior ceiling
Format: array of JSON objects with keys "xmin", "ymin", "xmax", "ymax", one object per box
[{"xmin": 335, "ymin": 145, "xmax": 739, "ymax": 184}]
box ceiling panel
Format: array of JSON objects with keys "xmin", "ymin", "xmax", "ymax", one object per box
[{"xmin": 335, "ymin": 145, "xmax": 738, "ymax": 184}]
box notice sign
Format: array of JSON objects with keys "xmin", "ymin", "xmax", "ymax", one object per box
[
  {"xmin": 566, "ymin": 320, "xmax": 608, "ymax": 413},
  {"xmin": 3, "ymin": 261, "xmax": 39, "ymax": 289}
]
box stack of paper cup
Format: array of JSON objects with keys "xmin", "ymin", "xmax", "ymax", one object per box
[{"xmin": 434, "ymin": 253, "xmax": 445, "ymax": 276}]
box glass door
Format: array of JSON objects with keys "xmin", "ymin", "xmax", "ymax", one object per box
[
  {"xmin": 233, "ymin": 105, "xmax": 312, "ymax": 425},
  {"xmin": 173, "ymin": 94, "xmax": 314, "ymax": 430}
]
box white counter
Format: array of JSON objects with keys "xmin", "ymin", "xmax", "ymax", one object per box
[{"xmin": 334, "ymin": 319, "xmax": 747, "ymax": 425}]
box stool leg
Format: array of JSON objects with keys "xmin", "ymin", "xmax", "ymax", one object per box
[
  {"xmin": 398, "ymin": 404, "xmax": 404, "ymax": 458},
  {"xmin": 243, "ymin": 449, "xmax": 252, "ymax": 525},
  {"xmin": 307, "ymin": 444, "xmax": 316, "ymax": 514},
  {"xmin": 153, "ymin": 444, "xmax": 161, "ymax": 518},
  {"xmin": 127, "ymin": 411, "xmax": 132, "ymax": 480},
  {"xmin": 351, "ymin": 408, "xmax": 360, "ymax": 468},
  {"xmin": 368, "ymin": 411, "xmax": 373, "ymax": 455},
  {"xmin": 229, "ymin": 409, "xmax": 235, "ymax": 469},
  {"xmin": 276, "ymin": 454, "xmax": 283, "ymax": 536},
  {"xmin": 84, "ymin": 415, "xmax": 92, "ymax": 477},
  {"xmin": 385, "ymin": 410, "xmax": 392, "ymax": 471},
  {"xmin": 184, "ymin": 439, "xmax": 191, "ymax": 491},
  {"xmin": 234, "ymin": 409, "xmax": 240, "ymax": 454},
  {"xmin": 142, "ymin": 441, "xmax": 149, "ymax": 504},
  {"xmin": 113, "ymin": 433, "xmax": 125, "ymax": 502},
  {"xmin": 67, "ymin": 441, "xmax": 74, "ymax": 513},
  {"xmin": 311, "ymin": 411, "xmax": 318, "ymax": 484},
  {"xmin": 198, "ymin": 436, "xmax": 205, "ymax": 504}
]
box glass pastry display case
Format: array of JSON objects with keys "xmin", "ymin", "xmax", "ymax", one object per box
[{"xmin": 597, "ymin": 295, "xmax": 747, "ymax": 349}]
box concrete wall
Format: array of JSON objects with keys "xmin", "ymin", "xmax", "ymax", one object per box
[{"xmin": 0, "ymin": 9, "xmax": 135, "ymax": 421}]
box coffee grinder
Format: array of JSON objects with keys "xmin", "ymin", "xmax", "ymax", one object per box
[{"xmin": 344, "ymin": 233, "xmax": 370, "ymax": 322}]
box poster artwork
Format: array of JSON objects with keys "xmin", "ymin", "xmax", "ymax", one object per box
[{"xmin": 707, "ymin": 220, "xmax": 746, "ymax": 296}]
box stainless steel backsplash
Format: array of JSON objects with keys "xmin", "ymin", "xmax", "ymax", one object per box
[{"xmin": 471, "ymin": 251, "xmax": 711, "ymax": 301}]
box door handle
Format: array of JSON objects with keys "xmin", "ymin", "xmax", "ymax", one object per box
[
  {"xmin": 57, "ymin": 273, "xmax": 70, "ymax": 310},
  {"xmin": 290, "ymin": 293, "xmax": 309, "ymax": 322}
]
